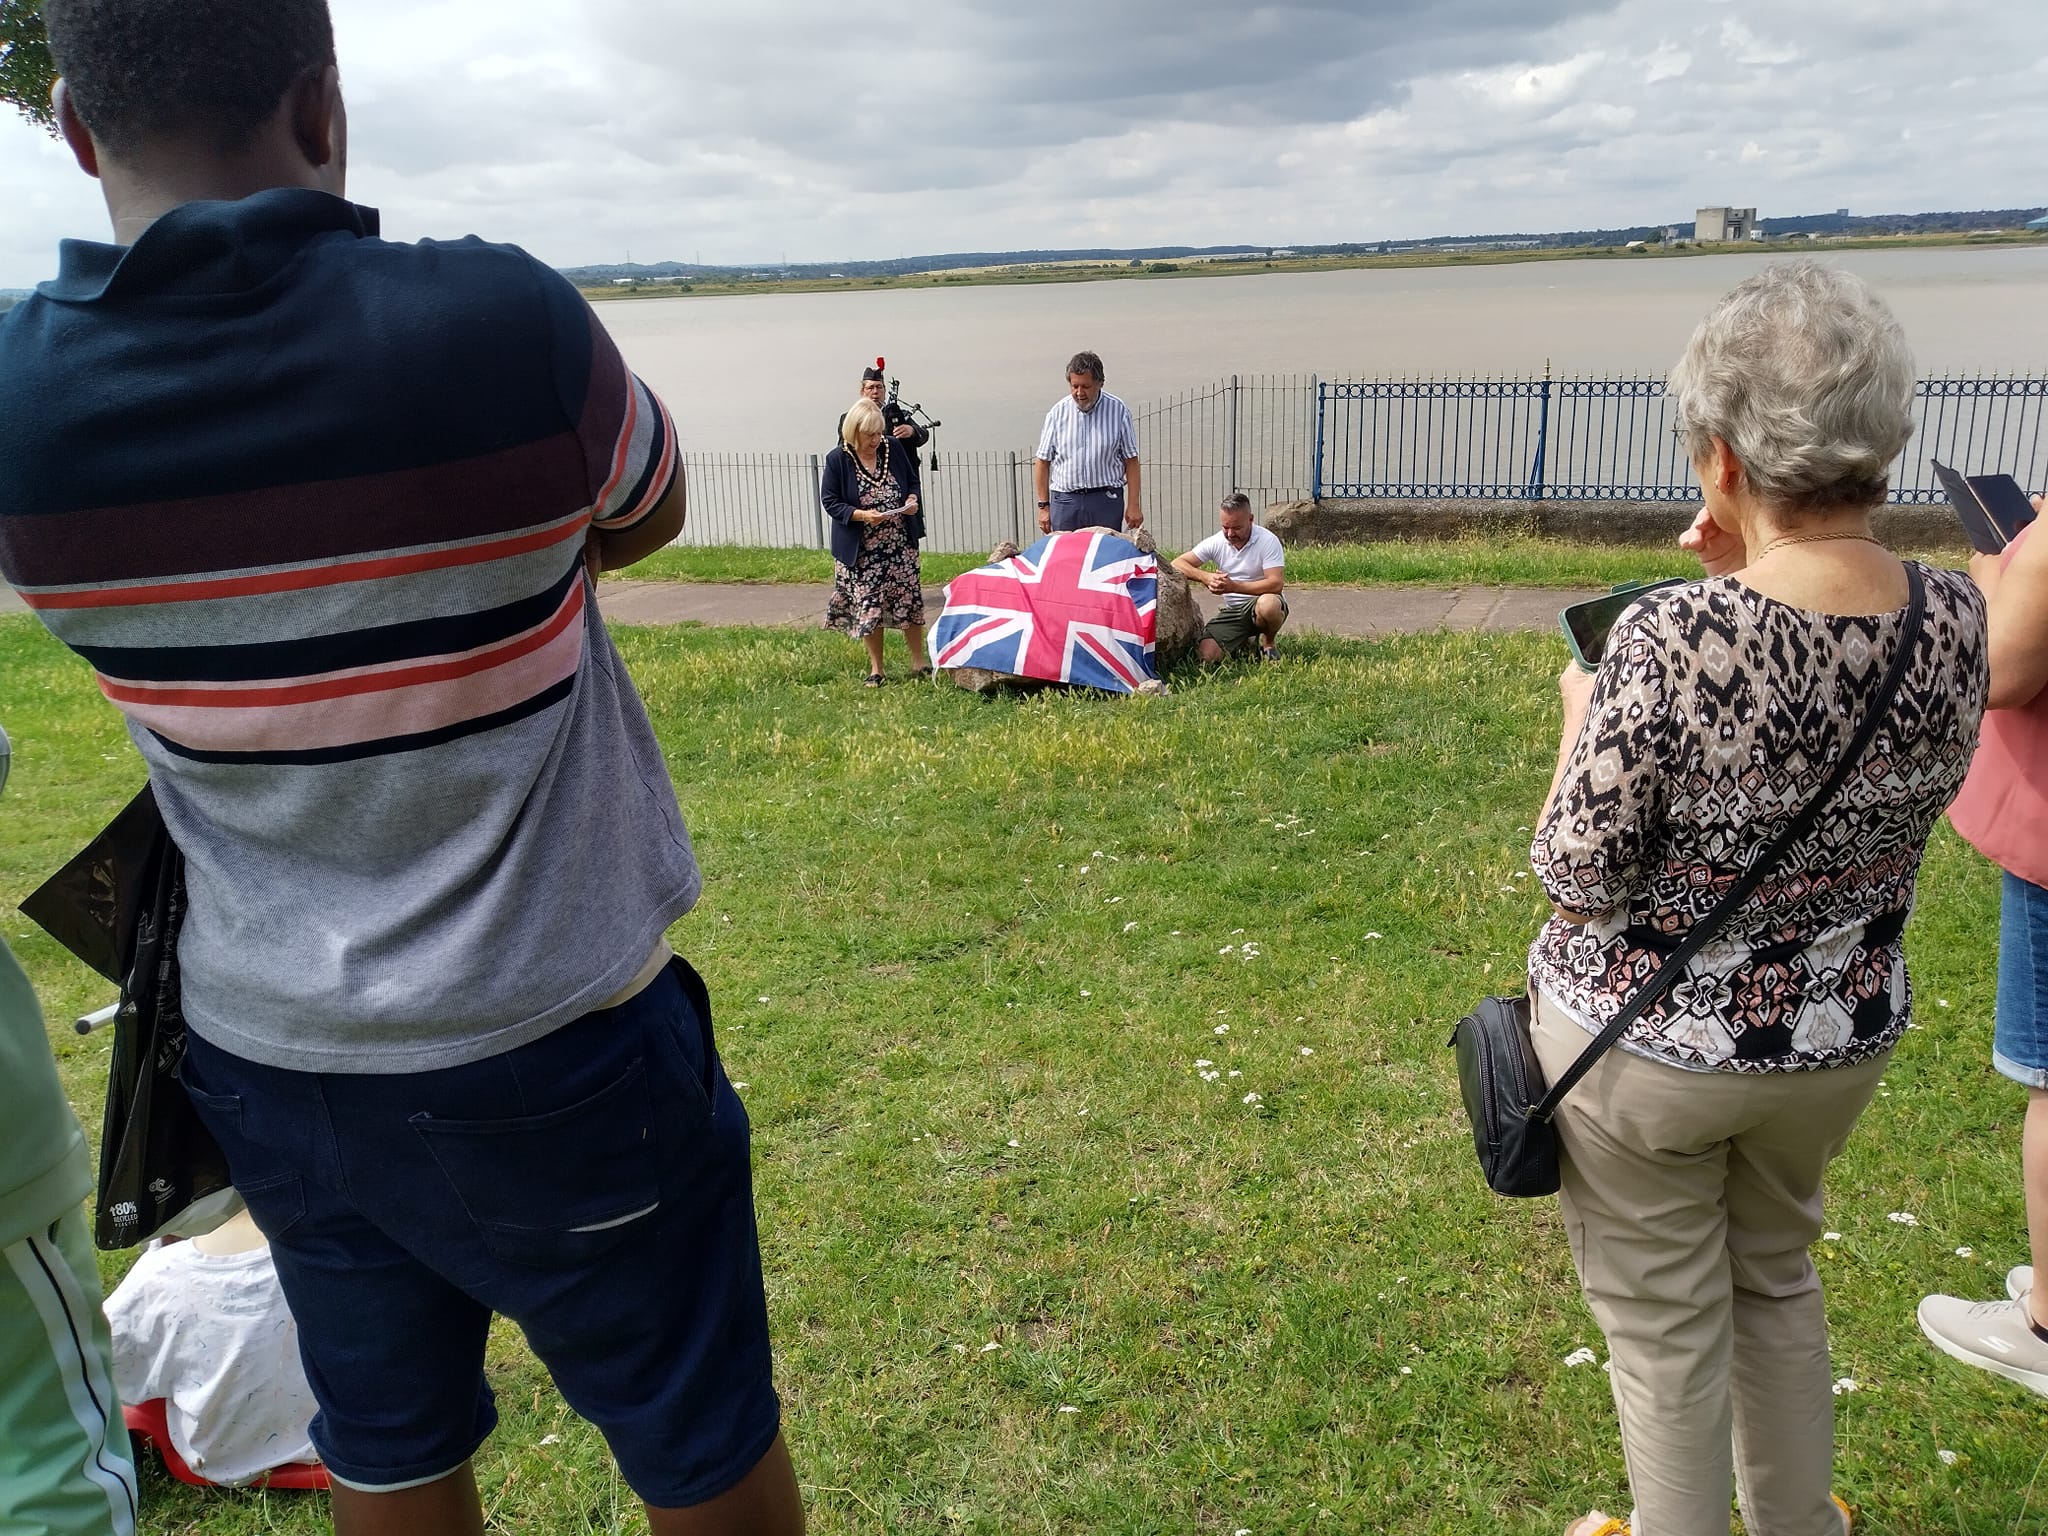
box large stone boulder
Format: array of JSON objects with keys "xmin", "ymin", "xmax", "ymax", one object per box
[
  {"xmin": 944, "ymin": 533, "xmax": 1189, "ymax": 694},
  {"xmin": 1132, "ymin": 528, "xmax": 1202, "ymax": 671}
]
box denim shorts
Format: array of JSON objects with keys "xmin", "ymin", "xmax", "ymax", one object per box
[
  {"xmin": 179, "ymin": 956, "xmax": 779, "ymax": 1506},
  {"xmin": 1996, "ymin": 871, "xmax": 2048, "ymax": 1088}
]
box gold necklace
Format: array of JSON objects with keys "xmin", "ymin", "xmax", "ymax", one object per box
[{"xmin": 1751, "ymin": 530, "xmax": 1882, "ymax": 562}]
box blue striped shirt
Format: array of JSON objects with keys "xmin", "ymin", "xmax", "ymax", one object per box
[{"xmin": 1035, "ymin": 391, "xmax": 1139, "ymax": 491}]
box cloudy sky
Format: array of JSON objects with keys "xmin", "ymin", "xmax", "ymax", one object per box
[{"xmin": 2, "ymin": 0, "xmax": 2044, "ymax": 287}]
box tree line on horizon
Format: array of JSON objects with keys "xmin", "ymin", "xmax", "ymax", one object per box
[{"xmin": 564, "ymin": 208, "xmax": 2048, "ymax": 286}]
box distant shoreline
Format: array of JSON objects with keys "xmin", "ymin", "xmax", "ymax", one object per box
[{"xmin": 579, "ymin": 230, "xmax": 2048, "ymax": 304}]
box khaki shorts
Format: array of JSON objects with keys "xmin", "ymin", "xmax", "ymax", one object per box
[{"xmin": 1203, "ymin": 594, "xmax": 1287, "ymax": 652}]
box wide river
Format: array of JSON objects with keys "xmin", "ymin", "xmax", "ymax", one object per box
[{"xmin": 603, "ymin": 246, "xmax": 2048, "ymax": 455}]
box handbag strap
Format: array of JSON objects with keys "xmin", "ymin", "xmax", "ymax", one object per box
[{"xmin": 1530, "ymin": 561, "xmax": 1927, "ymax": 1121}]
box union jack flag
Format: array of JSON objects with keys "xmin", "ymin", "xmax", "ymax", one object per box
[{"xmin": 933, "ymin": 531, "xmax": 1159, "ymax": 692}]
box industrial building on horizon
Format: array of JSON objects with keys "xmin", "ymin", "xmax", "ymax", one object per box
[{"xmin": 1695, "ymin": 206, "xmax": 1761, "ymax": 242}]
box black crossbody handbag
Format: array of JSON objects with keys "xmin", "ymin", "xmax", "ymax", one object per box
[{"xmin": 1451, "ymin": 563, "xmax": 1926, "ymax": 1197}]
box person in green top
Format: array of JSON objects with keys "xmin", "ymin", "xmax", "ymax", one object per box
[{"xmin": 0, "ymin": 725, "xmax": 139, "ymax": 1535}]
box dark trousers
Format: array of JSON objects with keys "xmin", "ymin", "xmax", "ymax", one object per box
[{"xmin": 1049, "ymin": 486, "xmax": 1126, "ymax": 531}]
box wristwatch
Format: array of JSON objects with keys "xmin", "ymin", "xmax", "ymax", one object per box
[{"xmin": 1036, "ymin": 500, "xmax": 1050, "ymax": 509}]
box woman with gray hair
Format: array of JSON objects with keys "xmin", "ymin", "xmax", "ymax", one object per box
[{"xmin": 1527, "ymin": 262, "xmax": 1987, "ymax": 1536}]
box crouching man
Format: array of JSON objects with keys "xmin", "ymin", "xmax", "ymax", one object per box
[{"xmin": 1170, "ymin": 493, "xmax": 1288, "ymax": 662}]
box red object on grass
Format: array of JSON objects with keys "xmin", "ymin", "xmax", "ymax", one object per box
[{"xmin": 121, "ymin": 1398, "xmax": 331, "ymax": 1491}]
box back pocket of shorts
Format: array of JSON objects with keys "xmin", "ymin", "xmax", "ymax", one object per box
[{"xmin": 410, "ymin": 1058, "xmax": 661, "ymax": 1268}]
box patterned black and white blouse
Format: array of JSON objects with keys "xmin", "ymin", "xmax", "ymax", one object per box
[{"xmin": 1529, "ymin": 566, "xmax": 1987, "ymax": 1073}]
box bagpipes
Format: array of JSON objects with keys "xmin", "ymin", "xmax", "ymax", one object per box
[{"xmin": 876, "ymin": 356, "xmax": 942, "ymax": 471}]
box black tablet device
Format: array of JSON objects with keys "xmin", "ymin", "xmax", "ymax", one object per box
[{"xmin": 1932, "ymin": 459, "xmax": 2037, "ymax": 555}]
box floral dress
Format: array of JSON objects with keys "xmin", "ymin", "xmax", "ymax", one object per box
[{"xmin": 825, "ymin": 447, "xmax": 924, "ymax": 637}]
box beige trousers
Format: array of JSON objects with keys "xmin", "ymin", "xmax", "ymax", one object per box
[{"xmin": 1531, "ymin": 993, "xmax": 1889, "ymax": 1536}]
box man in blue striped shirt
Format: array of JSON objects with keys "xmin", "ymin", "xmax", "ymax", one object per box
[{"xmin": 1033, "ymin": 351, "xmax": 1142, "ymax": 534}]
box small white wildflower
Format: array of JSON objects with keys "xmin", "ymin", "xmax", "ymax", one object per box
[
  {"xmin": 1170, "ymin": 929, "xmax": 1183, "ymax": 936},
  {"xmin": 1299, "ymin": 1047, "xmax": 1314, "ymax": 1056},
  {"xmin": 1242, "ymin": 1091, "xmax": 1263, "ymax": 1105},
  {"xmin": 756, "ymin": 995, "xmax": 770, "ymax": 1004},
  {"xmin": 732, "ymin": 1081, "xmax": 750, "ymax": 1090},
  {"xmin": 1215, "ymin": 1024, "xmax": 1230, "ymax": 1035},
  {"xmin": 1092, "ymin": 850, "xmax": 1104, "ymax": 858},
  {"xmin": 1399, "ymin": 1366, "xmax": 1413, "ymax": 1376},
  {"xmin": 1123, "ymin": 921, "xmax": 1139, "ymax": 932},
  {"xmin": 539, "ymin": 1434, "xmax": 561, "ymax": 1446},
  {"xmin": 1832, "ymin": 1377, "xmax": 1858, "ymax": 1395},
  {"xmin": 1365, "ymin": 931, "xmax": 1383, "ymax": 940},
  {"xmin": 1080, "ymin": 989, "xmax": 1092, "ymax": 997},
  {"xmin": 1231, "ymin": 928, "xmax": 1245, "ymax": 936},
  {"xmin": 1219, "ymin": 945, "xmax": 1235, "ymax": 954},
  {"xmin": 1562, "ymin": 1348, "xmax": 1598, "ymax": 1367},
  {"xmin": 1007, "ymin": 1139, "xmax": 1020, "ymax": 1148},
  {"xmin": 981, "ymin": 1342, "xmax": 1001, "ymax": 1353},
  {"xmin": 1058, "ymin": 1405, "xmax": 1079, "ymax": 1414},
  {"xmin": 1938, "ymin": 998, "xmax": 1951, "ymax": 1008},
  {"xmin": 1955, "ymin": 1246, "xmax": 1974, "ymax": 1258},
  {"xmin": 1888, "ymin": 1212, "xmax": 1919, "ymax": 1227},
  {"xmin": 1194, "ymin": 1059, "xmax": 1214, "ymax": 1068},
  {"xmin": 1079, "ymin": 865, "xmax": 1091, "ymax": 874},
  {"xmin": 1105, "ymin": 895, "xmax": 1122, "ymax": 904},
  {"xmin": 1938, "ymin": 1449, "xmax": 1958, "ymax": 1466},
  {"xmin": 1823, "ymin": 1231, "xmax": 1843, "ymax": 1241},
  {"xmin": 1229, "ymin": 1070, "xmax": 1242, "ymax": 1078},
  {"xmin": 1200, "ymin": 1071, "xmax": 1221, "ymax": 1082},
  {"xmin": 951, "ymin": 1343, "xmax": 967, "ymax": 1353}
]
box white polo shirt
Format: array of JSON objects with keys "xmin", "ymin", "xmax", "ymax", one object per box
[
  {"xmin": 1035, "ymin": 391, "xmax": 1139, "ymax": 491},
  {"xmin": 1188, "ymin": 524, "xmax": 1286, "ymax": 585}
]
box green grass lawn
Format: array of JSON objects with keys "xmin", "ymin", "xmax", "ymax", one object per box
[
  {"xmin": 1, "ymin": 614, "xmax": 2035, "ymax": 1535},
  {"xmin": 623, "ymin": 538, "xmax": 1966, "ymax": 592}
]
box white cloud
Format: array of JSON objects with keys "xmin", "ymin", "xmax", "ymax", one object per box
[
  {"xmin": 1644, "ymin": 44, "xmax": 1693, "ymax": 83},
  {"xmin": 1719, "ymin": 19, "xmax": 1801, "ymax": 67},
  {"xmin": 1, "ymin": 0, "xmax": 2044, "ymax": 288}
]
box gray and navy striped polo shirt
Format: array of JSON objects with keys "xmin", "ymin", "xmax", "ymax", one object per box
[
  {"xmin": 0, "ymin": 190, "xmax": 697, "ymax": 1073},
  {"xmin": 1035, "ymin": 391, "xmax": 1140, "ymax": 492}
]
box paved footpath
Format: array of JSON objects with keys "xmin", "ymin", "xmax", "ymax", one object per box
[
  {"xmin": 596, "ymin": 580, "xmax": 1600, "ymax": 638},
  {"xmin": 2, "ymin": 579, "xmax": 1599, "ymax": 637}
]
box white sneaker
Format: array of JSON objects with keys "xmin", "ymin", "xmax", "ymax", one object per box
[
  {"xmin": 1918, "ymin": 1291, "xmax": 2048, "ymax": 1396},
  {"xmin": 2009, "ymin": 1264, "xmax": 2033, "ymax": 1303}
]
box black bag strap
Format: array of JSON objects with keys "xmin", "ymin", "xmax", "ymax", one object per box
[{"xmin": 1530, "ymin": 561, "xmax": 1927, "ymax": 1122}]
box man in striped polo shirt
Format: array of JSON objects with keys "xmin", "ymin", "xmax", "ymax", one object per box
[
  {"xmin": 0, "ymin": 3, "xmax": 803, "ymax": 1533},
  {"xmin": 1032, "ymin": 351, "xmax": 1143, "ymax": 534}
]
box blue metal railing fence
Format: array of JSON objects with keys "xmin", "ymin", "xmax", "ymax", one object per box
[
  {"xmin": 1314, "ymin": 372, "xmax": 2048, "ymax": 504},
  {"xmin": 668, "ymin": 371, "xmax": 2048, "ymax": 552}
]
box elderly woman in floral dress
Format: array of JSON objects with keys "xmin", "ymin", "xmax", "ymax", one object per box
[{"xmin": 821, "ymin": 398, "xmax": 929, "ymax": 686}]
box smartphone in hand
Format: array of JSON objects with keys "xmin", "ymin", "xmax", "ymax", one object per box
[
  {"xmin": 1933, "ymin": 459, "xmax": 2037, "ymax": 554},
  {"xmin": 1560, "ymin": 580, "xmax": 1683, "ymax": 671}
]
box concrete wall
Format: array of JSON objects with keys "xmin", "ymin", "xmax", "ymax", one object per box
[{"xmin": 1266, "ymin": 497, "xmax": 1968, "ymax": 551}]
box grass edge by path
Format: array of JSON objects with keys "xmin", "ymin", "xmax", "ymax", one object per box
[{"xmin": 619, "ymin": 538, "xmax": 1969, "ymax": 591}]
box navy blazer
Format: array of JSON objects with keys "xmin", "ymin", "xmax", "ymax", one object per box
[{"xmin": 821, "ymin": 439, "xmax": 924, "ymax": 569}]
